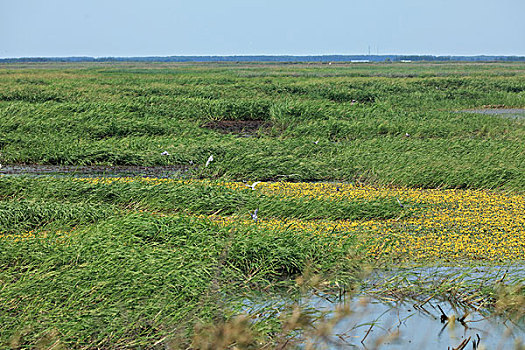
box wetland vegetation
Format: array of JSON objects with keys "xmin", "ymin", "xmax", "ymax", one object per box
[{"xmin": 0, "ymin": 62, "xmax": 524, "ymax": 349}]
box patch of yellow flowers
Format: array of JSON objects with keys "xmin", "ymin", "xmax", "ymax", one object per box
[
  {"xmin": 97, "ymin": 178, "xmax": 523, "ymax": 262},
  {"xmin": 1, "ymin": 228, "xmax": 75, "ymax": 242},
  {"xmin": 219, "ymin": 181, "xmax": 524, "ymax": 262},
  {"xmin": 6, "ymin": 177, "xmax": 524, "ymax": 262}
]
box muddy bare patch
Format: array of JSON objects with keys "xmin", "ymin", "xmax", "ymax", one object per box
[{"xmin": 202, "ymin": 120, "xmax": 271, "ymax": 136}]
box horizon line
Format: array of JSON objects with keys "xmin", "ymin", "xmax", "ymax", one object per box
[{"xmin": 2, "ymin": 54, "xmax": 525, "ymax": 60}]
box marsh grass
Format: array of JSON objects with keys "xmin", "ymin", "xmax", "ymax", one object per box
[
  {"xmin": 0, "ymin": 177, "xmax": 408, "ymax": 221},
  {"xmin": 0, "ymin": 211, "xmax": 361, "ymax": 348},
  {"xmin": 0, "ymin": 176, "xmax": 522, "ymax": 348},
  {"xmin": 1, "ymin": 62, "xmax": 524, "ymax": 348},
  {"xmin": 0, "ymin": 199, "xmax": 112, "ymax": 234},
  {"xmin": 1, "ymin": 62, "xmax": 524, "ymax": 189}
]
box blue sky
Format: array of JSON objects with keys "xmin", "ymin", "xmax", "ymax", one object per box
[{"xmin": 1, "ymin": 0, "xmax": 524, "ymax": 58}]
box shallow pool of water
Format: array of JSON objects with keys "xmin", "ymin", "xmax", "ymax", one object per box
[
  {"xmin": 242, "ymin": 292, "xmax": 523, "ymax": 349},
  {"xmin": 366, "ymin": 265, "xmax": 525, "ymax": 288},
  {"xmin": 458, "ymin": 108, "xmax": 525, "ymax": 120},
  {"xmin": 241, "ymin": 265, "xmax": 524, "ymax": 349},
  {"xmin": 312, "ymin": 296, "xmax": 521, "ymax": 349},
  {"xmin": 0, "ymin": 164, "xmax": 190, "ymax": 178}
]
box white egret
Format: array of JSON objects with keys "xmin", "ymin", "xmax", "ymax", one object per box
[
  {"xmin": 245, "ymin": 181, "xmax": 261, "ymax": 190},
  {"xmin": 205, "ymin": 155, "xmax": 214, "ymax": 167},
  {"xmin": 251, "ymin": 209, "xmax": 258, "ymax": 223}
]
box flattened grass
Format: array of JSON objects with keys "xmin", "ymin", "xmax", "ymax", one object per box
[
  {"xmin": 0, "ymin": 177, "xmax": 408, "ymax": 221},
  {"xmin": 0, "ymin": 211, "xmax": 358, "ymax": 348},
  {"xmin": 1, "ymin": 62, "xmax": 524, "ymax": 347},
  {"xmin": 0, "ymin": 200, "xmax": 112, "ymax": 234},
  {"xmin": 0, "ymin": 176, "xmax": 523, "ymax": 348},
  {"xmin": 1, "ymin": 62, "xmax": 524, "ymax": 190},
  {"xmin": 0, "ymin": 176, "xmax": 384, "ymax": 347}
]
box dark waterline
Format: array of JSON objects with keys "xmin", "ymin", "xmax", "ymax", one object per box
[{"xmin": 0, "ymin": 164, "xmax": 191, "ymax": 178}]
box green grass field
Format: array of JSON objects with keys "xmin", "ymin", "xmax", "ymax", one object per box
[
  {"xmin": 1, "ymin": 61, "xmax": 524, "ymax": 188},
  {"xmin": 1, "ymin": 62, "xmax": 524, "ymax": 349}
]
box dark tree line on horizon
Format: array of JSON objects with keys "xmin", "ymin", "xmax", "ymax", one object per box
[{"xmin": 1, "ymin": 55, "xmax": 525, "ymax": 63}]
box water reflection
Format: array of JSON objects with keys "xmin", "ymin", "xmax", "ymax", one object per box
[{"xmin": 242, "ymin": 265, "xmax": 524, "ymax": 349}]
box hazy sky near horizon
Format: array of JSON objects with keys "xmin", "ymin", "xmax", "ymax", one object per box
[{"xmin": 1, "ymin": 0, "xmax": 524, "ymax": 58}]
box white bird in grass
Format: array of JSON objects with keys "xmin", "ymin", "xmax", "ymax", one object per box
[
  {"xmin": 205, "ymin": 155, "xmax": 214, "ymax": 167},
  {"xmin": 313, "ymin": 140, "xmax": 319, "ymax": 145},
  {"xmin": 161, "ymin": 151, "xmax": 170, "ymax": 156},
  {"xmin": 251, "ymin": 209, "xmax": 258, "ymax": 223},
  {"xmin": 245, "ymin": 181, "xmax": 261, "ymax": 190},
  {"xmin": 396, "ymin": 198, "xmax": 405, "ymax": 208}
]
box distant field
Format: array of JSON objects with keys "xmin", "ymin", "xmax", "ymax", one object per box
[{"xmin": 1, "ymin": 61, "xmax": 524, "ymax": 189}]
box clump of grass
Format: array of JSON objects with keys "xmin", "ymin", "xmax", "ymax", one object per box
[
  {"xmin": 0, "ymin": 211, "xmax": 360, "ymax": 348},
  {"xmin": 0, "ymin": 177, "xmax": 409, "ymax": 221},
  {"xmin": 0, "ymin": 199, "xmax": 112, "ymax": 234}
]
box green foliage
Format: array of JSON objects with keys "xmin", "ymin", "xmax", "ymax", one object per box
[
  {"xmin": 0, "ymin": 177, "xmax": 407, "ymax": 220},
  {"xmin": 1, "ymin": 62, "xmax": 524, "ymax": 348},
  {"xmin": 0, "ymin": 62, "xmax": 524, "ymax": 189},
  {"xmin": 0, "ymin": 200, "xmax": 112, "ymax": 233},
  {"xmin": 0, "ymin": 211, "xmax": 356, "ymax": 348}
]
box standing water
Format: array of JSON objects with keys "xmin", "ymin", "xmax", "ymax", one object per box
[{"xmin": 241, "ymin": 266, "xmax": 524, "ymax": 349}]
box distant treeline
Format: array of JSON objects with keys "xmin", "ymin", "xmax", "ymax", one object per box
[{"xmin": 1, "ymin": 55, "xmax": 525, "ymax": 63}]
